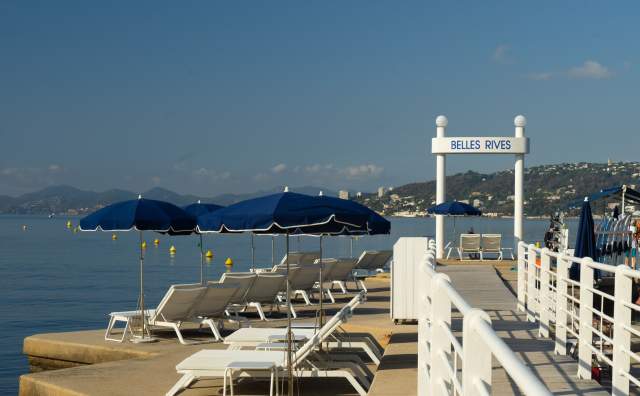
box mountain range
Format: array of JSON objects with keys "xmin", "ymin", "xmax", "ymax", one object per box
[
  {"xmin": 3, "ymin": 161, "xmax": 640, "ymax": 216},
  {"xmin": 0, "ymin": 185, "xmax": 337, "ymax": 215},
  {"xmin": 354, "ymin": 161, "xmax": 640, "ymax": 217}
]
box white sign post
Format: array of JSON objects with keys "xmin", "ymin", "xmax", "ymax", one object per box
[{"xmin": 431, "ymin": 115, "xmax": 529, "ymax": 259}]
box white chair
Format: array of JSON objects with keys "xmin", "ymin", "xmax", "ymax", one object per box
[
  {"xmin": 457, "ymin": 234, "xmax": 482, "ymax": 260},
  {"xmin": 222, "ymin": 292, "xmax": 381, "ymax": 365},
  {"xmin": 106, "ymin": 285, "xmax": 221, "ymax": 344},
  {"xmin": 252, "ymin": 251, "xmax": 321, "ymax": 273},
  {"xmin": 481, "ymin": 234, "xmax": 503, "ymax": 260},
  {"xmin": 323, "ymin": 258, "xmax": 358, "ymax": 294},
  {"xmin": 243, "ymin": 273, "xmax": 288, "ymax": 321},
  {"xmin": 219, "ymin": 272, "xmax": 257, "ymax": 319},
  {"xmin": 167, "ymin": 293, "xmax": 370, "ymax": 396},
  {"xmin": 191, "ymin": 283, "xmax": 239, "ymax": 340},
  {"xmin": 281, "ymin": 251, "xmax": 320, "ymax": 266},
  {"xmin": 274, "ymin": 263, "xmax": 320, "ymax": 306},
  {"xmin": 351, "ymin": 250, "xmax": 393, "ymax": 292}
]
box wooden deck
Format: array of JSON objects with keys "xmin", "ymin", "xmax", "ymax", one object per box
[{"xmin": 370, "ymin": 263, "xmax": 610, "ymax": 395}]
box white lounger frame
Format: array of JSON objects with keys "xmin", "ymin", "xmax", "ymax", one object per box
[
  {"xmin": 105, "ymin": 284, "xmax": 237, "ymax": 344},
  {"xmin": 166, "ymin": 292, "xmax": 370, "ymax": 396}
]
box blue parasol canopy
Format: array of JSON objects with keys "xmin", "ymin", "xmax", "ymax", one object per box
[
  {"xmin": 306, "ymin": 195, "xmax": 390, "ymax": 235},
  {"xmin": 79, "ymin": 196, "xmax": 196, "ymax": 342},
  {"xmin": 571, "ymin": 198, "xmax": 599, "ymax": 280},
  {"xmin": 196, "ymin": 192, "xmax": 371, "ymax": 234},
  {"xmin": 427, "ymin": 201, "xmax": 482, "ymax": 216},
  {"xmin": 183, "ymin": 201, "xmax": 225, "ymax": 218},
  {"xmin": 80, "ymin": 197, "xmax": 196, "ymax": 232}
]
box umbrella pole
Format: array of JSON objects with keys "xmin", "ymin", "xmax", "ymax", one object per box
[
  {"xmin": 271, "ymin": 235, "xmax": 275, "ymax": 268},
  {"xmin": 200, "ymin": 234, "xmax": 205, "ymax": 285},
  {"xmin": 350, "ymin": 236, "xmax": 353, "ymax": 258},
  {"xmin": 319, "ymin": 235, "xmax": 324, "ymax": 328},
  {"xmin": 286, "ymin": 233, "xmax": 293, "ymax": 396},
  {"xmin": 139, "ymin": 231, "xmax": 146, "ymax": 339},
  {"xmin": 251, "ymin": 234, "xmax": 255, "ymax": 271}
]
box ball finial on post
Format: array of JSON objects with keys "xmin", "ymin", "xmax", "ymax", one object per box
[
  {"xmin": 435, "ymin": 115, "xmax": 448, "ymax": 127},
  {"xmin": 514, "ymin": 115, "xmax": 527, "ymax": 127}
]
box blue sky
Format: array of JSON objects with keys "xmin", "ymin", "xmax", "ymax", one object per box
[{"xmin": 1, "ymin": 1, "xmax": 638, "ymax": 196}]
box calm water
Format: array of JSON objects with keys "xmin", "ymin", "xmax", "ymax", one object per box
[{"xmin": 0, "ymin": 215, "xmax": 572, "ymax": 394}]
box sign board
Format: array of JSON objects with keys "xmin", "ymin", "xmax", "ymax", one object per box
[{"xmin": 431, "ymin": 136, "xmax": 529, "ymax": 154}]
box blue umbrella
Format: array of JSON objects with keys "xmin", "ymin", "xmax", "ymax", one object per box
[
  {"xmin": 183, "ymin": 201, "xmax": 224, "ymax": 218},
  {"xmin": 196, "ymin": 191, "xmax": 383, "ymax": 394},
  {"xmin": 428, "ymin": 201, "xmax": 482, "ymax": 245},
  {"xmin": 427, "ymin": 201, "xmax": 482, "ymax": 216},
  {"xmin": 571, "ymin": 197, "xmax": 599, "ymax": 280},
  {"xmin": 183, "ymin": 201, "xmax": 224, "ymax": 284},
  {"xmin": 80, "ymin": 196, "xmax": 196, "ymax": 342},
  {"xmin": 196, "ymin": 192, "xmax": 370, "ymax": 234}
]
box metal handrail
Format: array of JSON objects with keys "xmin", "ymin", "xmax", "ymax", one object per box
[
  {"xmin": 518, "ymin": 241, "xmax": 640, "ymax": 395},
  {"xmin": 418, "ymin": 240, "xmax": 551, "ymax": 396}
]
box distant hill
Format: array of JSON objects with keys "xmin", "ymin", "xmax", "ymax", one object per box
[
  {"xmin": 4, "ymin": 161, "xmax": 639, "ymax": 216},
  {"xmin": 0, "ymin": 185, "xmax": 337, "ymax": 215},
  {"xmin": 354, "ymin": 162, "xmax": 640, "ymax": 217}
]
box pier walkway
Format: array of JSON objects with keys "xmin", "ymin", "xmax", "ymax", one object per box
[{"xmin": 370, "ymin": 263, "xmax": 610, "ymax": 395}]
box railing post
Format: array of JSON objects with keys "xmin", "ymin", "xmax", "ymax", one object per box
[
  {"xmin": 527, "ymin": 244, "xmax": 537, "ymax": 322},
  {"xmin": 517, "ymin": 242, "xmax": 526, "ymax": 313},
  {"xmin": 612, "ymin": 265, "xmax": 632, "ymax": 396},
  {"xmin": 463, "ymin": 309, "xmax": 493, "ymax": 396},
  {"xmin": 430, "ymin": 273, "xmax": 452, "ymax": 396},
  {"xmin": 577, "ymin": 258, "xmax": 594, "ymax": 380},
  {"xmin": 554, "ymin": 254, "xmax": 569, "ymax": 355},
  {"xmin": 418, "ymin": 249, "xmax": 435, "ymax": 395},
  {"xmin": 539, "ymin": 248, "xmax": 551, "ymax": 338}
]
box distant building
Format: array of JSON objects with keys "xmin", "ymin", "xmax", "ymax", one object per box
[
  {"xmin": 390, "ymin": 194, "xmax": 400, "ymax": 202},
  {"xmin": 388, "ymin": 186, "xmax": 394, "ymax": 192},
  {"xmin": 460, "ymin": 199, "xmax": 470, "ymax": 204},
  {"xmin": 338, "ymin": 190, "xmax": 349, "ymax": 200},
  {"xmin": 472, "ymin": 199, "xmax": 483, "ymax": 208},
  {"xmin": 377, "ymin": 187, "xmax": 385, "ymax": 198},
  {"xmin": 356, "ymin": 192, "xmax": 362, "ymax": 198}
]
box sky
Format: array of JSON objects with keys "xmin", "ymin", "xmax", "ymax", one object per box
[{"xmin": 1, "ymin": 1, "xmax": 639, "ymax": 196}]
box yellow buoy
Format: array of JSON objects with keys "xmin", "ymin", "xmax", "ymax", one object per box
[
  {"xmin": 205, "ymin": 250, "xmax": 214, "ymax": 259},
  {"xmin": 141, "ymin": 241, "xmax": 147, "ymax": 249},
  {"xmin": 66, "ymin": 221, "xmax": 72, "ymax": 229},
  {"xmin": 169, "ymin": 245, "xmax": 177, "ymax": 255},
  {"xmin": 73, "ymin": 227, "xmax": 79, "ymax": 234},
  {"xmin": 112, "ymin": 233, "xmax": 117, "ymax": 240},
  {"xmin": 225, "ymin": 257, "xmax": 233, "ymax": 266},
  {"xmin": 154, "ymin": 238, "xmax": 160, "ymax": 246}
]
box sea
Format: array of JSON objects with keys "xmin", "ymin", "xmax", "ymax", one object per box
[{"xmin": 0, "ymin": 215, "xmax": 576, "ymax": 394}]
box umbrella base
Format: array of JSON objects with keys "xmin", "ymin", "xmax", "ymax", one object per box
[{"xmin": 131, "ymin": 335, "xmax": 158, "ymax": 343}]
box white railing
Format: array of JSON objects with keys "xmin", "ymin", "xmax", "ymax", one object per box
[
  {"xmin": 518, "ymin": 241, "xmax": 640, "ymax": 396},
  {"xmin": 418, "ymin": 240, "xmax": 551, "ymax": 396}
]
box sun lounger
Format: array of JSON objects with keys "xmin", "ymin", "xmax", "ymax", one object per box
[
  {"xmin": 221, "ymin": 272, "xmax": 292, "ymax": 320},
  {"xmin": 351, "ymin": 250, "xmax": 393, "ymax": 292},
  {"xmin": 281, "ymin": 251, "xmax": 320, "ymax": 266},
  {"xmin": 252, "ymin": 251, "xmax": 321, "ymax": 273},
  {"xmin": 274, "ymin": 263, "xmax": 320, "ymax": 306},
  {"xmin": 323, "ymin": 258, "xmax": 358, "ymax": 294},
  {"xmin": 105, "ymin": 283, "xmax": 237, "ymax": 344},
  {"xmin": 167, "ymin": 292, "xmax": 371, "ymax": 396},
  {"xmin": 191, "ymin": 283, "xmax": 240, "ymax": 340},
  {"xmin": 219, "ymin": 272, "xmax": 256, "ymax": 319},
  {"xmin": 222, "ymin": 292, "xmax": 381, "ymax": 364},
  {"xmin": 481, "ymin": 233, "xmax": 503, "ymax": 260},
  {"xmin": 242, "ymin": 273, "xmax": 288, "ymax": 320},
  {"xmin": 457, "ymin": 233, "xmax": 482, "ymax": 260}
]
